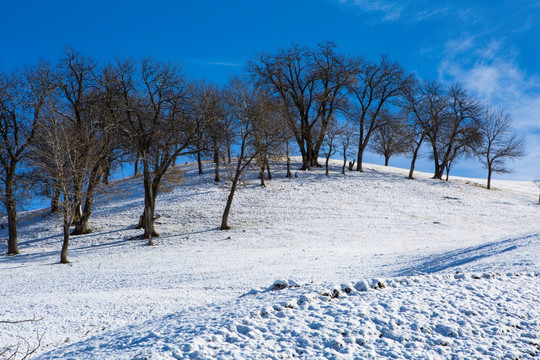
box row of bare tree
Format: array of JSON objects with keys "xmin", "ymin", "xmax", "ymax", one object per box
[{"xmin": 0, "ymin": 44, "xmax": 525, "ymax": 262}]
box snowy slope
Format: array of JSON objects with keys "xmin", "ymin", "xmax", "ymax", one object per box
[{"xmin": 1, "ymin": 159, "xmax": 539, "ymax": 359}]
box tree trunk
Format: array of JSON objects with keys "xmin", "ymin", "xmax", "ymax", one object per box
[
  {"xmin": 356, "ymin": 150, "xmax": 364, "ymax": 172},
  {"xmin": 286, "ymin": 157, "xmax": 292, "ymax": 178},
  {"xmin": 342, "ymin": 154, "xmax": 347, "ymax": 175},
  {"xmin": 487, "ymin": 168, "xmax": 492, "ymax": 190},
  {"xmin": 197, "ymin": 140, "xmax": 203, "ymax": 175},
  {"xmin": 134, "ymin": 152, "xmax": 140, "ymax": 176},
  {"xmin": 259, "ymin": 164, "xmax": 266, "ymax": 188},
  {"xmin": 409, "ymin": 135, "xmax": 424, "ymax": 180},
  {"xmin": 51, "ymin": 184, "xmax": 60, "ymax": 213},
  {"xmin": 409, "ymin": 151, "xmax": 419, "ymax": 180},
  {"xmin": 226, "ymin": 139, "xmax": 232, "ymax": 164},
  {"xmin": 102, "ymin": 158, "xmax": 112, "ymax": 185},
  {"xmin": 213, "ymin": 142, "xmax": 220, "ymax": 182},
  {"xmin": 384, "ymin": 155, "xmax": 390, "ymax": 166},
  {"xmin": 72, "ymin": 168, "xmax": 100, "ymax": 235},
  {"xmin": 60, "ymin": 208, "xmax": 71, "ymax": 264},
  {"xmin": 72, "ymin": 193, "xmax": 93, "ymax": 235},
  {"xmin": 139, "ymin": 156, "xmax": 159, "ymax": 242},
  {"xmin": 265, "ymin": 158, "xmax": 272, "ymax": 180},
  {"xmin": 325, "ymin": 154, "xmax": 330, "ymax": 176},
  {"xmin": 221, "ymin": 177, "xmax": 239, "ymax": 230},
  {"xmin": 5, "ymin": 173, "xmax": 19, "ymax": 255}
]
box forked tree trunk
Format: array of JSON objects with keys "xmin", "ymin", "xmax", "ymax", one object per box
[
  {"xmin": 72, "ymin": 195, "xmax": 93, "ymax": 235},
  {"xmin": 72, "ymin": 168, "xmax": 100, "ymax": 235}
]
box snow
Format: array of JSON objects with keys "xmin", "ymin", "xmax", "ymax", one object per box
[{"xmin": 1, "ymin": 159, "xmax": 539, "ymax": 359}]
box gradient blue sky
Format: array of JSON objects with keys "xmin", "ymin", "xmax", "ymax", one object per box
[{"xmin": 1, "ymin": 0, "xmax": 539, "ymax": 180}]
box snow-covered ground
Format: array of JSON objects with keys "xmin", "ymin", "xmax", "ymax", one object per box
[{"xmin": 1, "ymin": 159, "xmax": 539, "ymax": 359}]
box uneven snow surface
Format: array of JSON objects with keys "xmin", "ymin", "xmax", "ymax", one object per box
[{"xmin": 1, "ymin": 160, "xmax": 539, "ymax": 359}]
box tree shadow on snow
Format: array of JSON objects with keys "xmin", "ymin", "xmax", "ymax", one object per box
[{"xmin": 397, "ymin": 233, "xmax": 540, "ymax": 276}]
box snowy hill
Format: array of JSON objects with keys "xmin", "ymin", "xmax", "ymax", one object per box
[{"xmin": 1, "ymin": 159, "xmax": 539, "ymax": 359}]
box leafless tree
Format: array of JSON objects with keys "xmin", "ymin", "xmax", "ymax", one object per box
[
  {"xmin": 33, "ymin": 105, "xmax": 83, "ymax": 263},
  {"xmin": 220, "ymin": 77, "xmax": 285, "ymax": 229},
  {"xmin": 321, "ymin": 117, "xmax": 340, "ymax": 176},
  {"xmin": 423, "ymin": 83, "xmax": 482, "ymax": 180},
  {"xmin": 347, "ymin": 55, "xmax": 413, "ymax": 171},
  {"xmin": 51, "ymin": 48, "xmax": 121, "ymax": 235},
  {"xmin": 399, "ymin": 78, "xmax": 427, "ymax": 180},
  {"xmin": 369, "ymin": 109, "xmax": 411, "ymax": 166},
  {"xmin": 476, "ymin": 106, "xmax": 525, "ymax": 189},
  {"xmin": 109, "ymin": 58, "xmax": 200, "ymax": 243},
  {"xmin": 191, "ymin": 81, "xmax": 227, "ymax": 182},
  {"xmin": 336, "ymin": 115, "xmax": 357, "ymax": 175},
  {"xmin": 248, "ymin": 42, "xmax": 354, "ymax": 171},
  {"xmin": 0, "ymin": 62, "xmax": 53, "ymax": 255}
]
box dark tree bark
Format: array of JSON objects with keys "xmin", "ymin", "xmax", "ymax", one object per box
[
  {"xmin": 196, "ymin": 139, "xmax": 203, "ymax": 175},
  {"xmin": 50, "ymin": 184, "xmax": 60, "ymax": 213},
  {"xmin": 6, "ymin": 175, "xmax": 19, "ymax": 255},
  {"xmin": 213, "ymin": 144, "xmax": 221, "ymax": 182},
  {"xmin": 286, "ymin": 157, "xmax": 292, "ymax": 178},
  {"xmin": 408, "ymin": 134, "xmax": 424, "ymax": 180},
  {"xmin": 60, "ymin": 209, "xmax": 72, "ymax": 264},
  {"xmin": 265, "ymin": 157, "xmax": 272, "ymax": 180}
]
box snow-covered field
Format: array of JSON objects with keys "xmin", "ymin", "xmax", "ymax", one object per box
[{"xmin": 1, "ymin": 159, "xmax": 539, "ymax": 359}]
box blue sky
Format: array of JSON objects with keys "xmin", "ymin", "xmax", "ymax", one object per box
[{"xmin": 1, "ymin": 0, "xmax": 539, "ymax": 181}]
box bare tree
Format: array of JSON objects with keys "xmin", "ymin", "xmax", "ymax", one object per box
[
  {"xmin": 348, "ymin": 55, "xmax": 413, "ymax": 171},
  {"xmin": 248, "ymin": 42, "xmax": 353, "ymax": 170},
  {"xmin": 33, "ymin": 106, "xmax": 83, "ymax": 263},
  {"xmin": 423, "ymin": 83, "xmax": 482, "ymax": 180},
  {"xmin": 220, "ymin": 77, "xmax": 285, "ymax": 230},
  {"xmin": 110, "ymin": 58, "xmax": 200, "ymax": 243},
  {"xmin": 51, "ymin": 48, "xmax": 120, "ymax": 236},
  {"xmin": 321, "ymin": 117, "xmax": 340, "ymax": 176},
  {"xmin": 476, "ymin": 107, "xmax": 525, "ymax": 189},
  {"xmin": 369, "ymin": 109, "xmax": 411, "ymax": 166},
  {"xmin": 399, "ymin": 78, "xmax": 427, "ymax": 180},
  {"xmin": 191, "ymin": 81, "xmax": 227, "ymax": 182},
  {"xmin": 0, "ymin": 62, "xmax": 53, "ymax": 255}
]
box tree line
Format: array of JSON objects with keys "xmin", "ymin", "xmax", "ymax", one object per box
[{"xmin": 0, "ymin": 43, "xmax": 525, "ymax": 262}]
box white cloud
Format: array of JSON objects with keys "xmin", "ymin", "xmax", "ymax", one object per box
[{"xmin": 438, "ymin": 39, "xmax": 540, "ymax": 180}]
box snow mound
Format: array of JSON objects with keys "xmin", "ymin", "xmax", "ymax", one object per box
[{"xmin": 42, "ymin": 273, "xmax": 540, "ymax": 359}]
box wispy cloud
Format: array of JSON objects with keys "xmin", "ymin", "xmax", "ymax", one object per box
[
  {"xmin": 208, "ymin": 61, "xmax": 242, "ymax": 67},
  {"xmin": 438, "ymin": 38, "xmax": 540, "ymax": 180},
  {"xmin": 336, "ymin": 0, "xmax": 460, "ymax": 24}
]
